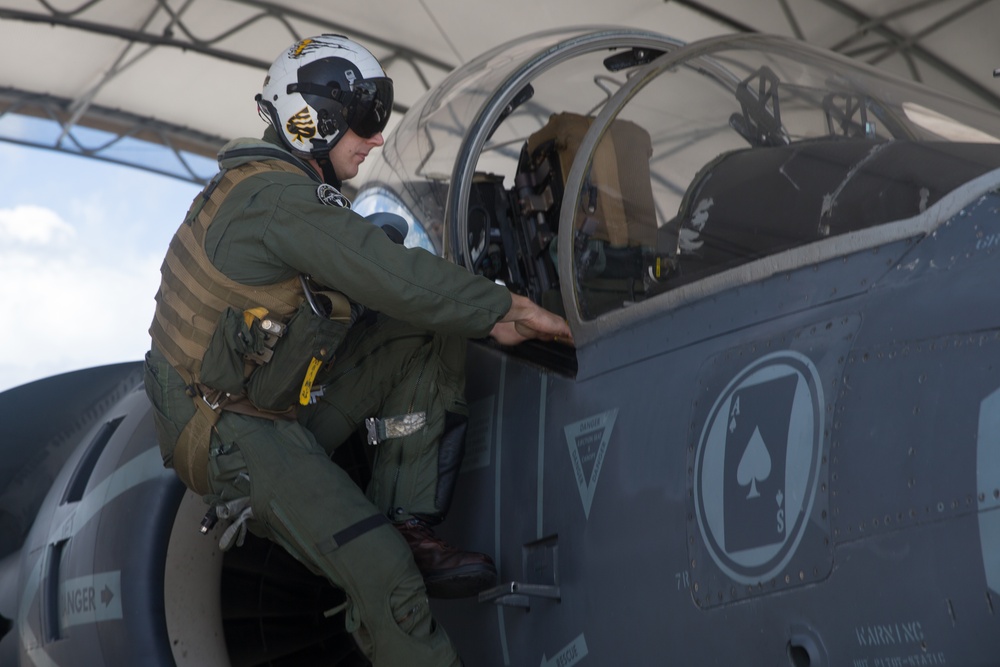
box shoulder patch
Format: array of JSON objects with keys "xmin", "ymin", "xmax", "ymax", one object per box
[{"xmin": 316, "ymin": 183, "xmax": 351, "ymax": 208}]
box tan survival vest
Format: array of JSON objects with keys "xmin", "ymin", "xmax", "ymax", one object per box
[{"xmin": 149, "ymin": 156, "xmax": 312, "ymax": 493}]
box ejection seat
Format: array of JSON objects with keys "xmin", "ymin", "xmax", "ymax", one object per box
[
  {"xmin": 670, "ymin": 138, "xmax": 1000, "ymax": 283},
  {"xmin": 513, "ymin": 111, "xmax": 667, "ymax": 318}
]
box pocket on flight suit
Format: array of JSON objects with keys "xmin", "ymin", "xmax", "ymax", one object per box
[
  {"xmin": 206, "ymin": 412, "xmax": 272, "ymax": 501},
  {"xmin": 200, "ymin": 307, "xmax": 264, "ymax": 396},
  {"xmin": 143, "ymin": 350, "xmax": 196, "ymax": 468},
  {"xmin": 432, "ymin": 334, "xmax": 469, "ymax": 416},
  {"xmin": 208, "ymin": 442, "xmax": 248, "ymax": 489},
  {"xmin": 246, "ymin": 301, "xmax": 349, "ymax": 411}
]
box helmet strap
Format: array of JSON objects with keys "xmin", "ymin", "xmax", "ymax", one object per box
[{"xmin": 314, "ymin": 154, "xmax": 341, "ymax": 188}]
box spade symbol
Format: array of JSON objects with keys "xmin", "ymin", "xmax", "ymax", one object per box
[
  {"xmin": 737, "ymin": 426, "xmax": 771, "ymax": 499},
  {"xmin": 723, "ymin": 374, "xmax": 796, "ymax": 553}
]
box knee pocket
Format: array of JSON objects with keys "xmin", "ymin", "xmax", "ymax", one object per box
[
  {"xmin": 343, "ymin": 579, "xmax": 431, "ymax": 656},
  {"xmin": 345, "ymin": 571, "xmax": 458, "ymax": 667},
  {"xmin": 338, "ymin": 539, "xmax": 458, "ymax": 666},
  {"xmin": 388, "ymin": 573, "xmax": 433, "ymax": 637}
]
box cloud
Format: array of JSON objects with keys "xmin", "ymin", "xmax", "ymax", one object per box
[
  {"xmin": 0, "ymin": 203, "xmax": 163, "ymax": 393},
  {"xmin": 0, "ymin": 139, "xmax": 205, "ymax": 394},
  {"xmin": 0, "ymin": 204, "xmax": 76, "ymax": 245}
]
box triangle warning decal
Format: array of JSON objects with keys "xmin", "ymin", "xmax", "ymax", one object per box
[{"xmin": 564, "ymin": 408, "xmax": 618, "ymax": 519}]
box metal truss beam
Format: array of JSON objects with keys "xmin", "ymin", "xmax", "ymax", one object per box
[
  {"xmin": 671, "ymin": 0, "xmax": 1000, "ymax": 110},
  {"xmin": 0, "ymin": 86, "xmax": 222, "ymax": 183},
  {"xmin": 0, "ymin": 0, "xmax": 458, "ymax": 183}
]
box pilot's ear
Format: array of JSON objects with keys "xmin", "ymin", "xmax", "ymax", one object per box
[{"xmin": 365, "ymin": 212, "xmax": 408, "ymax": 244}]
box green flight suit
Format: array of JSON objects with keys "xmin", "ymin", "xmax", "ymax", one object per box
[{"xmin": 144, "ymin": 129, "xmax": 511, "ymax": 666}]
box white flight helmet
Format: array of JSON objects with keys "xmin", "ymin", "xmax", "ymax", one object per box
[{"xmin": 256, "ymin": 34, "xmax": 393, "ymax": 159}]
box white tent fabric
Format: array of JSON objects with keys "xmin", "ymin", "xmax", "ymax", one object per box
[{"xmin": 1, "ymin": 0, "xmax": 999, "ymax": 182}]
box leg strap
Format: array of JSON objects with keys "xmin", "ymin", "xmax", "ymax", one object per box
[
  {"xmin": 318, "ymin": 513, "xmax": 389, "ymax": 553},
  {"xmin": 174, "ymin": 397, "xmax": 219, "ymax": 495}
]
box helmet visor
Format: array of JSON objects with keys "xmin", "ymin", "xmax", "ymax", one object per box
[{"xmin": 344, "ymin": 78, "xmax": 393, "ymax": 138}]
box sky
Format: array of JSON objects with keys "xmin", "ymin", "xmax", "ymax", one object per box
[{"xmin": 0, "ymin": 140, "xmax": 208, "ymax": 394}]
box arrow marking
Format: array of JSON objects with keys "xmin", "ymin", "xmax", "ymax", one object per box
[{"xmin": 540, "ymin": 633, "xmax": 588, "ymax": 667}]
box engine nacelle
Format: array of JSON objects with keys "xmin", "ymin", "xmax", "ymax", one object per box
[{"xmin": 0, "ymin": 364, "xmax": 357, "ymax": 666}]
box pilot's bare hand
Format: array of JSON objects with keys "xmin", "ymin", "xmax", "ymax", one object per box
[
  {"xmin": 494, "ymin": 293, "xmax": 574, "ymax": 346},
  {"xmin": 489, "ymin": 321, "xmax": 529, "ymax": 346}
]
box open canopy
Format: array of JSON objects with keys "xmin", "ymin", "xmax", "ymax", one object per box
[{"xmin": 352, "ymin": 27, "xmax": 1000, "ymax": 351}]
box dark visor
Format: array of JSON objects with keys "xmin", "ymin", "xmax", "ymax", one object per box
[
  {"xmin": 288, "ymin": 77, "xmax": 394, "ymax": 139},
  {"xmin": 343, "ymin": 78, "xmax": 393, "ymax": 138}
]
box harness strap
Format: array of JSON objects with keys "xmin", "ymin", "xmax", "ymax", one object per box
[
  {"xmin": 174, "ymin": 394, "xmax": 220, "ymax": 495},
  {"xmin": 157, "ymin": 157, "xmax": 313, "ymax": 495}
]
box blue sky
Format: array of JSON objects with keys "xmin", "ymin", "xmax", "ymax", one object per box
[{"xmin": 0, "ymin": 141, "xmax": 208, "ymax": 393}]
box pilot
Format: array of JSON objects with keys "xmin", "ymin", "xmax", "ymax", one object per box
[{"xmin": 143, "ymin": 34, "xmax": 571, "ymax": 666}]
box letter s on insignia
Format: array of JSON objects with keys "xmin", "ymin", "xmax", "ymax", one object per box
[{"xmin": 316, "ymin": 183, "xmax": 350, "ymax": 208}]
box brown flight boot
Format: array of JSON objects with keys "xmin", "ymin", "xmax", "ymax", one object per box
[{"xmin": 395, "ymin": 518, "xmax": 497, "ymax": 599}]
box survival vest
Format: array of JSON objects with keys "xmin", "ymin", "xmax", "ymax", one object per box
[
  {"xmin": 149, "ymin": 141, "xmax": 350, "ymax": 493},
  {"xmin": 150, "ymin": 159, "xmax": 305, "ymax": 383}
]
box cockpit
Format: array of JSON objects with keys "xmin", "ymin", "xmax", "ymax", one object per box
[{"xmin": 354, "ymin": 29, "xmax": 1000, "ymax": 351}]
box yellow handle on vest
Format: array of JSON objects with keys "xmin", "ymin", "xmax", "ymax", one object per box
[
  {"xmin": 243, "ymin": 306, "xmax": 269, "ymax": 328},
  {"xmin": 298, "ymin": 357, "xmax": 324, "ymax": 405}
]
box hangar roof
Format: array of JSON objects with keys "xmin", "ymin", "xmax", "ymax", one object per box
[{"xmin": 2, "ymin": 0, "xmax": 999, "ymax": 183}]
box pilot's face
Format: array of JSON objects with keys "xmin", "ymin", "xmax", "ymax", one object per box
[{"xmin": 327, "ymin": 129, "xmax": 384, "ymax": 181}]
